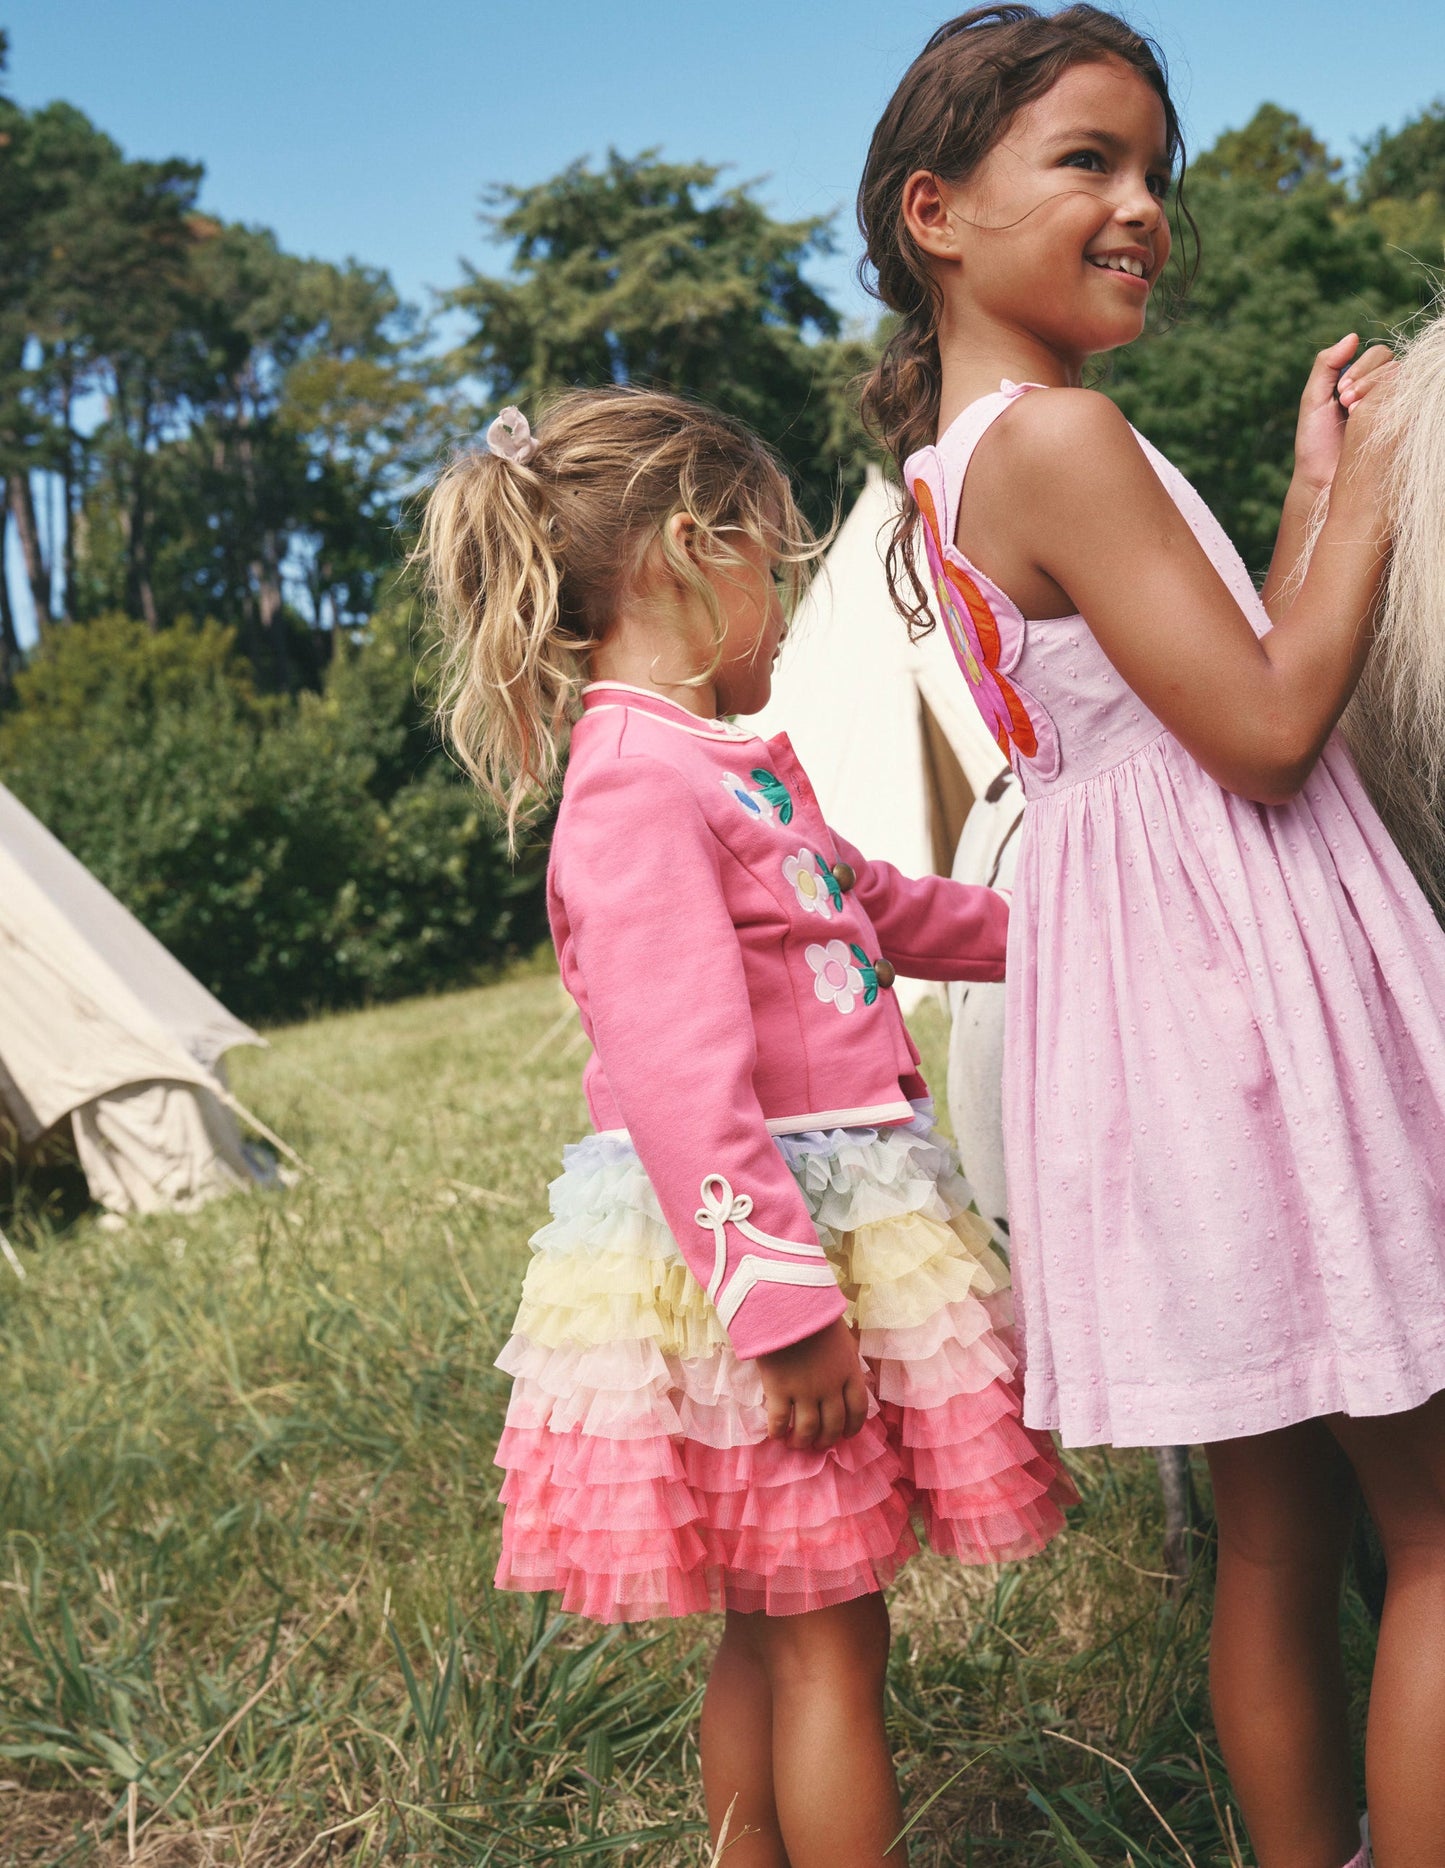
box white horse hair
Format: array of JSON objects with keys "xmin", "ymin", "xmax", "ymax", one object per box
[
  {"xmin": 946, "ymin": 764, "xmax": 1023, "ymax": 1244},
  {"xmin": 1341, "ymin": 298, "xmax": 1445, "ymax": 918}
]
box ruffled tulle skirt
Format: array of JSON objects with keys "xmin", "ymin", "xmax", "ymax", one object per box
[{"xmin": 494, "ymin": 1105, "xmax": 1074, "ymax": 1622}]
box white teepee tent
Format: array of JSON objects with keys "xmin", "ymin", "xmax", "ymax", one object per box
[
  {"xmin": 0, "ymin": 781, "xmax": 284, "ymax": 1218},
  {"xmin": 749, "ymin": 465, "xmax": 1008, "ymax": 1010}
]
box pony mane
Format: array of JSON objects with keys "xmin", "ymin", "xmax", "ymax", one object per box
[{"xmin": 1341, "ymin": 298, "xmax": 1445, "ymax": 919}]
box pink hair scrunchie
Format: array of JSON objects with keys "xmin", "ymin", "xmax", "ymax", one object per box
[{"xmin": 487, "ymin": 405, "xmax": 538, "ymax": 464}]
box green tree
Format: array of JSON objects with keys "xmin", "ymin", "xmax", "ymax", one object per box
[
  {"xmin": 1359, "ymin": 100, "xmax": 1445, "ymax": 203},
  {"xmin": 1356, "ymin": 101, "xmax": 1445, "ymax": 269},
  {"xmin": 1192, "ymin": 103, "xmax": 1340, "ymax": 192},
  {"xmin": 0, "ymin": 611, "xmax": 545, "ymax": 1020},
  {"xmin": 124, "ymin": 226, "xmax": 446, "ymax": 689},
  {"xmin": 448, "ymin": 149, "xmax": 868, "ymax": 521},
  {"xmin": 1106, "ymin": 107, "xmax": 1432, "ymax": 577}
]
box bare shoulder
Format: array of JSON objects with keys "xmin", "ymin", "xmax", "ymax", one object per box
[{"xmin": 987, "ymin": 387, "xmax": 1136, "ymax": 475}]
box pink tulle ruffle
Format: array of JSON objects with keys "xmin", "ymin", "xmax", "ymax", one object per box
[{"xmin": 491, "ymin": 1108, "xmax": 1076, "ymax": 1620}]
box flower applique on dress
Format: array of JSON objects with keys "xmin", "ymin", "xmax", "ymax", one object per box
[
  {"xmin": 908, "ymin": 457, "xmax": 1060, "ymax": 780},
  {"xmin": 783, "ymin": 850, "xmax": 834, "ymax": 919}
]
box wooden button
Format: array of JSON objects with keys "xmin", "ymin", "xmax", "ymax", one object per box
[
  {"xmin": 873, "ymin": 958, "xmax": 896, "ymax": 990},
  {"xmin": 830, "ymin": 862, "xmax": 856, "ymax": 893}
]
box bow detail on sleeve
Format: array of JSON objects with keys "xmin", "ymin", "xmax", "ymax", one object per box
[{"xmin": 694, "ymin": 1174, "xmax": 837, "ymax": 1332}]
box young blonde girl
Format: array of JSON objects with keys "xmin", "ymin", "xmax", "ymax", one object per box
[
  {"xmin": 417, "ymin": 388, "xmax": 1073, "ymax": 1867},
  {"xmin": 859, "ymin": 9, "xmax": 1444, "ymax": 1867}
]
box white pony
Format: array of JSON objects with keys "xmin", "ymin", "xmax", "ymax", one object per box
[
  {"xmin": 946, "ymin": 766, "xmax": 1023, "ymax": 1244},
  {"xmin": 1340, "ymin": 302, "xmax": 1445, "ymax": 916}
]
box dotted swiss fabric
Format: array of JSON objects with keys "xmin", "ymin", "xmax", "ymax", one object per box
[{"xmin": 931, "ymin": 393, "xmax": 1445, "ymax": 1447}]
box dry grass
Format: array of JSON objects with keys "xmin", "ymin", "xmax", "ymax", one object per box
[{"xmin": 0, "ymin": 968, "xmax": 1376, "ymax": 1865}]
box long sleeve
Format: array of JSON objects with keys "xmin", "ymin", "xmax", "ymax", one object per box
[
  {"xmin": 831, "ymin": 830, "xmax": 1009, "ymax": 983},
  {"xmin": 559, "ymin": 755, "xmax": 847, "ymax": 1360}
]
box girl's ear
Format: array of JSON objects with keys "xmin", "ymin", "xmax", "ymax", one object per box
[
  {"xmin": 665, "ymin": 510, "xmax": 696, "ymax": 559},
  {"xmin": 902, "ymin": 170, "xmax": 960, "ymax": 263}
]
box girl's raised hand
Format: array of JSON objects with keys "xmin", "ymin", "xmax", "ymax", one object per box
[
  {"xmin": 1294, "ymin": 334, "xmax": 1394, "ymax": 495},
  {"xmin": 1331, "ymin": 349, "xmax": 1400, "ymax": 524},
  {"xmin": 757, "ymin": 1317, "xmax": 870, "ymax": 1452}
]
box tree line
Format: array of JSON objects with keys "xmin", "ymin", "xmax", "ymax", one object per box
[{"xmin": 0, "ymin": 21, "xmax": 1442, "ymax": 1020}]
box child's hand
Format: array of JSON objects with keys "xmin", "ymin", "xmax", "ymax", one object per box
[
  {"xmin": 1332, "ymin": 350, "xmax": 1400, "ymax": 530},
  {"xmin": 756, "ymin": 1318, "xmax": 870, "ymax": 1452},
  {"xmin": 1293, "ymin": 334, "xmax": 1394, "ymax": 496}
]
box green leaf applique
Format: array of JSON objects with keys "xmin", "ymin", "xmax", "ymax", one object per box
[
  {"xmin": 751, "ymin": 768, "xmax": 793, "ymax": 825},
  {"xmin": 816, "ymin": 854, "xmax": 844, "ymax": 913},
  {"xmin": 850, "ymin": 943, "xmax": 879, "ymax": 1007}
]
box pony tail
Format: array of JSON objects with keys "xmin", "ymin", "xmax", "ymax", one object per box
[
  {"xmin": 1342, "ymin": 305, "xmax": 1445, "ymax": 918},
  {"xmin": 860, "ymin": 306, "xmax": 944, "ymax": 635},
  {"xmin": 416, "ymin": 447, "xmax": 582, "ymax": 850}
]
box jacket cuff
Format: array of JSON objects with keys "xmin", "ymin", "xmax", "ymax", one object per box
[
  {"xmin": 691, "ymin": 1171, "xmax": 846, "ymax": 1359},
  {"xmin": 726, "ymin": 1278, "xmax": 849, "ymax": 1360}
]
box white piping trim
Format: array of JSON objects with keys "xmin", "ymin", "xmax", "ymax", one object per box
[
  {"xmin": 593, "ymin": 1101, "xmax": 916, "ymax": 1148},
  {"xmin": 764, "ymin": 1101, "xmax": 914, "ymax": 1135},
  {"xmin": 693, "ymin": 1174, "xmax": 831, "ymax": 1326},
  {"xmin": 714, "ymin": 1256, "xmax": 840, "ymax": 1330},
  {"xmin": 583, "ymin": 703, "xmax": 755, "ymax": 743},
  {"xmin": 581, "ymin": 681, "xmax": 757, "ymax": 741}
]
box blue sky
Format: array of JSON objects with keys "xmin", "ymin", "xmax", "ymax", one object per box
[
  {"xmin": 6, "ymin": 0, "xmax": 1443, "ymax": 324},
  {"xmin": 5, "ymin": 1, "xmax": 1443, "ymax": 637}
]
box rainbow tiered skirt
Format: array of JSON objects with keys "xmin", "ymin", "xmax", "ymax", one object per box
[{"xmin": 494, "ymin": 1105, "xmax": 1074, "ymax": 1622}]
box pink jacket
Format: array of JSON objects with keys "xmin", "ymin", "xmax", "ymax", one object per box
[{"xmin": 548, "ymin": 682, "xmax": 1009, "ymax": 1359}]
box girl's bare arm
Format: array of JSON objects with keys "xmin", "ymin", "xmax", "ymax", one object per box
[{"xmin": 977, "ymin": 377, "xmax": 1394, "ymax": 805}]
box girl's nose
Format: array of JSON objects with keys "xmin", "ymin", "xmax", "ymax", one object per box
[{"xmin": 1118, "ymin": 179, "xmax": 1164, "ymax": 228}]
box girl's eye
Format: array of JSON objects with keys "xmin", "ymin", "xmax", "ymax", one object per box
[
  {"xmin": 1147, "ymin": 172, "xmax": 1172, "ymax": 199},
  {"xmin": 1061, "ymin": 149, "xmax": 1106, "ymax": 174}
]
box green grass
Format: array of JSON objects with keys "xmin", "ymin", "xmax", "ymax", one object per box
[{"xmin": 0, "ymin": 966, "xmax": 1377, "ymax": 1866}]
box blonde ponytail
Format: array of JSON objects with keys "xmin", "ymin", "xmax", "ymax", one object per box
[
  {"xmin": 414, "ymin": 386, "xmax": 821, "ymax": 848},
  {"xmin": 418, "ymin": 446, "xmax": 580, "ymax": 848}
]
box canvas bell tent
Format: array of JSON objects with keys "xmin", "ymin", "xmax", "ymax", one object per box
[
  {"xmin": 749, "ymin": 465, "xmax": 1008, "ymax": 1010},
  {"xmin": 0, "ymin": 781, "xmax": 284, "ymax": 1217}
]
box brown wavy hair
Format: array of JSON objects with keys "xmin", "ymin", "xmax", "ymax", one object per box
[
  {"xmin": 414, "ymin": 387, "xmax": 820, "ymax": 848},
  {"xmin": 858, "ymin": 5, "xmax": 1193, "ymax": 628}
]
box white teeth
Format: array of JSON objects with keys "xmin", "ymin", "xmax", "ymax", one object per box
[{"xmin": 1090, "ymin": 254, "xmax": 1147, "ymax": 277}]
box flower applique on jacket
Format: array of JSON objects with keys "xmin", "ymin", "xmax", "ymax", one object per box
[
  {"xmin": 908, "ymin": 461, "xmax": 1060, "ymax": 780},
  {"xmin": 806, "ymin": 940, "xmax": 893, "ymax": 1014},
  {"xmin": 783, "ymin": 850, "xmax": 835, "ymax": 919},
  {"xmin": 551, "ymin": 683, "xmax": 1011, "ymax": 1359},
  {"xmin": 720, "ymin": 768, "xmax": 794, "ymax": 826}
]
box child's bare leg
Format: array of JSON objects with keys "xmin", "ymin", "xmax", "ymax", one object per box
[
  {"xmin": 702, "ymin": 1612, "xmax": 789, "ymax": 1868},
  {"xmin": 752, "ymin": 1592, "xmax": 905, "ymax": 1868},
  {"xmin": 1205, "ymin": 1421, "xmax": 1359, "ymax": 1868},
  {"xmin": 1330, "ymin": 1390, "xmax": 1445, "ymax": 1868}
]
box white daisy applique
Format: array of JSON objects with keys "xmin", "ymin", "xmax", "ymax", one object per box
[
  {"xmin": 807, "ymin": 940, "xmax": 889, "ymax": 1014},
  {"xmin": 783, "ymin": 850, "xmax": 834, "ymax": 918},
  {"xmin": 720, "ymin": 771, "xmax": 774, "ymax": 824},
  {"xmin": 719, "ymin": 767, "xmax": 794, "ymax": 826},
  {"xmin": 807, "ymin": 940, "xmax": 865, "ymax": 1014}
]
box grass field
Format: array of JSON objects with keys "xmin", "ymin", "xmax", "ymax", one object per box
[{"xmin": 0, "ymin": 965, "xmax": 1378, "ymax": 1866}]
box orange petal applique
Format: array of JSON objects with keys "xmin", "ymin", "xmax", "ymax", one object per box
[{"xmin": 910, "ymin": 463, "xmax": 1059, "ymax": 778}]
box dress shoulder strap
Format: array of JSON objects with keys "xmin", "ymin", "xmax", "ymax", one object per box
[{"xmin": 926, "ymin": 380, "xmax": 1044, "ymax": 546}]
